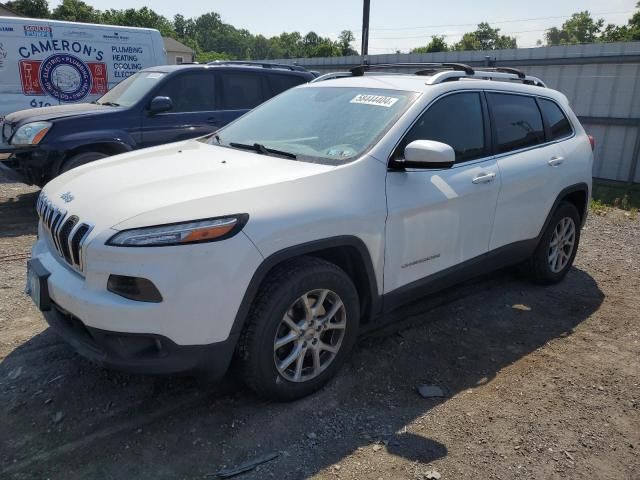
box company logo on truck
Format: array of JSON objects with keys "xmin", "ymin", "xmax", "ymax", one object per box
[
  {"xmin": 0, "ymin": 26, "xmax": 15, "ymax": 32},
  {"xmin": 23, "ymin": 25, "xmax": 53, "ymax": 38},
  {"xmin": 19, "ymin": 54, "xmax": 108, "ymax": 101}
]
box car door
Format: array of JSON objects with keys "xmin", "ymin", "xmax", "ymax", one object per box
[
  {"xmin": 384, "ymin": 91, "xmax": 501, "ymax": 295},
  {"xmin": 486, "ymin": 92, "xmax": 568, "ymax": 251},
  {"xmin": 140, "ymin": 70, "xmax": 218, "ymax": 147},
  {"xmin": 214, "ymin": 70, "xmax": 269, "ymax": 127}
]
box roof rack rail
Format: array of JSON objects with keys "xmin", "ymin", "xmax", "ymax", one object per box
[
  {"xmin": 350, "ymin": 62, "xmax": 475, "ymax": 76},
  {"xmin": 207, "ymin": 60, "xmax": 308, "ymax": 72},
  {"xmin": 481, "ymin": 67, "xmax": 526, "ymax": 79}
]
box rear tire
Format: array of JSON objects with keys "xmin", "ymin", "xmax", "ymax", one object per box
[
  {"xmin": 60, "ymin": 151, "xmax": 108, "ymax": 174},
  {"xmin": 526, "ymin": 201, "xmax": 581, "ymax": 284},
  {"xmin": 238, "ymin": 256, "xmax": 360, "ymax": 401}
]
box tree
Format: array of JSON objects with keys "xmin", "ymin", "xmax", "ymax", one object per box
[
  {"xmin": 411, "ymin": 35, "xmax": 449, "ymax": 53},
  {"xmin": 51, "ymin": 0, "xmax": 101, "ymax": 23},
  {"xmin": 454, "ymin": 23, "xmax": 517, "ymax": 51},
  {"xmin": 4, "ymin": 0, "xmax": 49, "ymax": 18},
  {"xmin": 338, "ymin": 30, "xmax": 358, "ymax": 56},
  {"xmin": 545, "ymin": 11, "xmax": 604, "ymax": 45},
  {"xmin": 102, "ymin": 7, "xmax": 174, "ymax": 36}
]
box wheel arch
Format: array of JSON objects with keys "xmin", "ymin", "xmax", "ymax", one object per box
[
  {"xmin": 229, "ymin": 236, "xmax": 381, "ymax": 339},
  {"xmin": 538, "ymin": 182, "xmax": 590, "ymax": 242},
  {"xmin": 54, "ymin": 141, "xmax": 133, "ymax": 176}
]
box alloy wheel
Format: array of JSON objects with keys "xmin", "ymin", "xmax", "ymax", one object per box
[{"xmin": 548, "ymin": 216, "xmax": 576, "ymax": 273}]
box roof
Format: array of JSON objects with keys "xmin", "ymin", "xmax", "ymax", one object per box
[
  {"xmin": 0, "ymin": 3, "xmax": 23, "ymax": 16},
  {"xmin": 303, "ymin": 73, "xmax": 563, "ymax": 101},
  {"xmin": 143, "ymin": 64, "xmax": 315, "ymax": 79},
  {"xmin": 163, "ymin": 37, "xmax": 195, "ymax": 54}
]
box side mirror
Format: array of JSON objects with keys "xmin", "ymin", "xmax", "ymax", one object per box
[
  {"xmin": 402, "ymin": 140, "xmax": 455, "ymax": 168},
  {"xmin": 148, "ymin": 96, "xmax": 172, "ymax": 115}
]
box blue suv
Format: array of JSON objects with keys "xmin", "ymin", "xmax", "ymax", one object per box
[{"xmin": 0, "ymin": 62, "xmax": 315, "ymax": 186}]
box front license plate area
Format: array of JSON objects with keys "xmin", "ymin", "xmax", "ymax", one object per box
[{"xmin": 25, "ymin": 259, "xmax": 51, "ymax": 311}]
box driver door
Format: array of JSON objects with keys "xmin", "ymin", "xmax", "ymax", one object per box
[
  {"xmin": 384, "ymin": 91, "xmax": 501, "ymax": 296},
  {"xmin": 140, "ymin": 71, "xmax": 218, "ymax": 147}
]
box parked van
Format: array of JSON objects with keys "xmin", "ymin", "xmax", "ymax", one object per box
[{"xmin": 0, "ymin": 16, "xmax": 166, "ymax": 122}]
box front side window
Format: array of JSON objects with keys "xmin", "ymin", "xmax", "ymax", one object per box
[
  {"xmin": 220, "ymin": 72, "xmax": 265, "ymax": 110},
  {"xmin": 208, "ymin": 86, "xmax": 418, "ymax": 164},
  {"xmin": 539, "ymin": 98, "xmax": 573, "ymax": 141},
  {"xmin": 398, "ymin": 92, "xmax": 486, "ymax": 162},
  {"xmin": 154, "ymin": 71, "xmax": 216, "ymax": 112},
  {"xmin": 487, "ymin": 92, "xmax": 545, "ymax": 153}
]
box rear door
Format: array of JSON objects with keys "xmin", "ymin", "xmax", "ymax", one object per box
[
  {"xmin": 487, "ymin": 92, "xmax": 568, "ymax": 250},
  {"xmin": 214, "ymin": 70, "xmax": 268, "ymax": 127},
  {"xmin": 140, "ymin": 70, "xmax": 217, "ymax": 147},
  {"xmin": 384, "ymin": 91, "xmax": 501, "ymax": 294}
]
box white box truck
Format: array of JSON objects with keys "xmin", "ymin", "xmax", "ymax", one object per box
[{"xmin": 0, "ymin": 16, "xmax": 166, "ymax": 121}]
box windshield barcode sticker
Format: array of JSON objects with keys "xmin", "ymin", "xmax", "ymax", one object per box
[{"xmin": 350, "ymin": 94, "xmax": 399, "ymax": 107}]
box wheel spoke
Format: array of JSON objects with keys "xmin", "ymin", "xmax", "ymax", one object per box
[
  {"xmin": 283, "ymin": 313, "xmax": 302, "ymax": 334},
  {"xmin": 274, "ymin": 331, "xmax": 298, "ymax": 350},
  {"xmin": 314, "ymin": 289, "xmax": 329, "ymax": 313},
  {"xmin": 300, "ymin": 294, "xmax": 313, "ymax": 322},
  {"xmin": 325, "ymin": 320, "xmax": 346, "ymax": 330},
  {"xmin": 312, "ymin": 347, "xmax": 321, "ymax": 372},
  {"xmin": 320, "ymin": 299, "xmax": 343, "ymax": 323},
  {"xmin": 278, "ymin": 343, "xmax": 303, "ymax": 372},
  {"xmin": 293, "ymin": 349, "xmax": 306, "ymax": 380},
  {"xmin": 319, "ymin": 341, "xmax": 338, "ymax": 354}
]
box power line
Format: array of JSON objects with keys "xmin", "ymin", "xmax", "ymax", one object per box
[{"xmin": 362, "ymin": 10, "xmax": 634, "ymax": 31}]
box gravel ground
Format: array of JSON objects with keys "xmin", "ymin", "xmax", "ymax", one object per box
[{"xmin": 0, "ymin": 174, "xmax": 638, "ymax": 480}]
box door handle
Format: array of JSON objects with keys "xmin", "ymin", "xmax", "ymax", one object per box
[
  {"xmin": 472, "ymin": 172, "xmax": 496, "ymax": 184},
  {"xmin": 207, "ymin": 117, "xmax": 220, "ymax": 125},
  {"xmin": 548, "ymin": 156, "xmax": 565, "ymax": 167}
]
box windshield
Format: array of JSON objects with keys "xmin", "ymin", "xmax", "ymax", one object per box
[
  {"xmin": 96, "ymin": 71, "xmax": 167, "ymax": 107},
  {"xmin": 209, "ymin": 86, "xmax": 418, "ymax": 164}
]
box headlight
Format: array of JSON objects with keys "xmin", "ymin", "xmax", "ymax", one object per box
[
  {"xmin": 11, "ymin": 121, "xmax": 52, "ymax": 145},
  {"xmin": 106, "ymin": 215, "xmax": 249, "ymax": 247}
]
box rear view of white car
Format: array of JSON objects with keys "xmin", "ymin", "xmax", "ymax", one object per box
[{"xmin": 27, "ymin": 63, "xmax": 593, "ymax": 400}]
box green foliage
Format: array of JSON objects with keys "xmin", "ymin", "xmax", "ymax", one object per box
[
  {"xmin": 453, "ymin": 23, "xmax": 517, "ymax": 51},
  {"xmin": 411, "ymin": 36, "xmax": 449, "ymax": 53},
  {"xmin": 51, "ymin": 0, "xmax": 101, "ymax": 23},
  {"xmin": 5, "ymin": 0, "xmax": 49, "ymax": 18},
  {"xmin": 546, "ymin": 5, "xmax": 640, "ymax": 45}
]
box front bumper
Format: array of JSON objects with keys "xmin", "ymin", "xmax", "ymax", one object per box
[
  {"xmin": 0, "ymin": 143, "xmax": 57, "ymax": 185},
  {"xmin": 43, "ymin": 301, "xmax": 237, "ymax": 376}
]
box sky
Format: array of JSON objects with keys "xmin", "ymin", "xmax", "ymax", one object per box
[{"xmin": 50, "ymin": 0, "xmax": 639, "ymax": 52}]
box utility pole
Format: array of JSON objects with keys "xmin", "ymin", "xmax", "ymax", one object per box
[{"xmin": 361, "ymin": 0, "xmax": 370, "ymax": 64}]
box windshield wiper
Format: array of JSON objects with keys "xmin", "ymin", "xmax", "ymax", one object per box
[
  {"xmin": 229, "ymin": 142, "xmax": 297, "ymax": 159},
  {"xmin": 97, "ymin": 101, "xmax": 121, "ymax": 107}
]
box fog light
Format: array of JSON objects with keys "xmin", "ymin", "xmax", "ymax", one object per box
[{"xmin": 107, "ymin": 275, "xmax": 163, "ymax": 303}]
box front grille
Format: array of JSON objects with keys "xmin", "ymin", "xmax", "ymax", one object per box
[{"xmin": 37, "ymin": 193, "xmax": 93, "ymax": 272}]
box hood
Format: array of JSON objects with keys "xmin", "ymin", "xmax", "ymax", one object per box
[
  {"xmin": 4, "ymin": 103, "xmax": 117, "ymax": 125},
  {"xmin": 42, "ymin": 139, "xmax": 335, "ymax": 231}
]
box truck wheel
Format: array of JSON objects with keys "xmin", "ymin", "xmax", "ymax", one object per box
[
  {"xmin": 238, "ymin": 256, "xmax": 360, "ymax": 401},
  {"xmin": 526, "ymin": 201, "xmax": 581, "ymax": 284},
  {"xmin": 60, "ymin": 151, "xmax": 108, "ymax": 174}
]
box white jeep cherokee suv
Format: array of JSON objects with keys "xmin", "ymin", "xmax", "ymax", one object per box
[{"xmin": 27, "ymin": 63, "xmax": 593, "ymax": 400}]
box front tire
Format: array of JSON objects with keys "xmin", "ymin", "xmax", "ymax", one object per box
[
  {"xmin": 60, "ymin": 151, "xmax": 109, "ymax": 175},
  {"xmin": 527, "ymin": 201, "xmax": 581, "ymax": 284},
  {"xmin": 238, "ymin": 256, "xmax": 360, "ymax": 401}
]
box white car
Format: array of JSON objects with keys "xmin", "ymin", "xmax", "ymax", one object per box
[{"xmin": 27, "ymin": 63, "xmax": 593, "ymax": 400}]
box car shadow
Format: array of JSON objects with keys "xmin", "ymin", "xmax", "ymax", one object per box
[{"xmin": 0, "ymin": 266, "xmax": 604, "ymax": 479}]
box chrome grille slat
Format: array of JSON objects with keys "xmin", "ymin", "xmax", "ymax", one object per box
[{"xmin": 36, "ymin": 193, "xmax": 90, "ymax": 273}]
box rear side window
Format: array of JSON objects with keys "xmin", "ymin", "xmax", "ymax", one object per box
[
  {"xmin": 267, "ymin": 74, "xmax": 307, "ymax": 96},
  {"xmin": 399, "ymin": 92, "xmax": 486, "ymax": 162},
  {"xmin": 220, "ymin": 72, "xmax": 265, "ymax": 110},
  {"xmin": 487, "ymin": 93, "xmax": 545, "ymax": 153},
  {"xmin": 155, "ymin": 71, "xmax": 216, "ymax": 112},
  {"xmin": 539, "ymin": 98, "xmax": 573, "ymax": 141}
]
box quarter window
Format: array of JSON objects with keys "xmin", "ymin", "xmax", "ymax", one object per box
[
  {"xmin": 220, "ymin": 72, "xmax": 265, "ymax": 110},
  {"xmin": 267, "ymin": 73, "xmax": 307, "ymax": 96},
  {"xmin": 155, "ymin": 71, "xmax": 216, "ymax": 112},
  {"xmin": 399, "ymin": 92, "xmax": 486, "ymax": 162},
  {"xmin": 539, "ymin": 98, "xmax": 573, "ymax": 141},
  {"xmin": 487, "ymin": 93, "xmax": 545, "ymax": 153}
]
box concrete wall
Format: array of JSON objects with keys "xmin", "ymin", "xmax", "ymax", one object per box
[{"xmin": 262, "ymin": 42, "xmax": 640, "ymax": 183}]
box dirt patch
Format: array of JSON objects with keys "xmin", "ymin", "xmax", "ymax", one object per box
[{"xmin": 0, "ymin": 175, "xmax": 638, "ymax": 480}]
